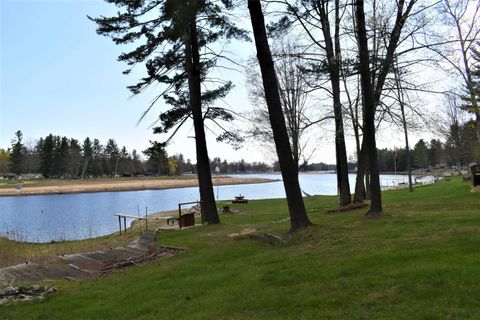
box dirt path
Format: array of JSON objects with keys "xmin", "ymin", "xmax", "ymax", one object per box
[{"xmin": 0, "ymin": 176, "xmax": 276, "ymax": 197}]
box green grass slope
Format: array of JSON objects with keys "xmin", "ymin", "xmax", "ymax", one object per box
[{"xmin": 3, "ymin": 178, "xmax": 480, "ymax": 319}]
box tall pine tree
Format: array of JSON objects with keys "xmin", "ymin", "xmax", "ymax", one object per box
[
  {"xmin": 90, "ymin": 0, "xmax": 248, "ymax": 224},
  {"xmin": 40, "ymin": 134, "xmax": 55, "ymax": 178},
  {"xmin": 9, "ymin": 130, "xmax": 24, "ymax": 174},
  {"xmin": 463, "ymin": 41, "xmax": 480, "ymax": 116},
  {"xmin": 81, "ymin": 137, "xmax": 93, "ymax": 179}
]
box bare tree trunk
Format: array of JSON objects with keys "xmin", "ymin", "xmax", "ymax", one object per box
[
  {"xmin": 354, "ymin": 140, "xmax": 367, "ymax": 202},
  {"xmin": 355, "ymin": 0, "xmax": 382, "ymax": 215},
  {"xmin": 402, "ymin": 109, "xmax": 413, "ymax": 192},
  {"xmin": 394, "ymin": 60, "xmax": 413, "ymax": 192},
  {"xmin": 292, "ymin": 136, "xmax": 300, "ymax": 173},
  {"xmin": 248, "ymin": 0, "xmax": 311, "ymax": 232},
  {"xmin": 185, "ymin": 19, "xmax": 220, "ymax": 224},
  {"xmin": 365, "ymin": 166, "xmax": 371, "ymax": 200},
  {"xmin": 317, "ymin": 0, "xmax": 351, "ymax": 206},
  {"xmin": 333, "ymin": 87, "xmax": 351, "ymax": 206},
  {"xmin": 333, "ymin": 0, "xmax": 351, "ymax": 206},
  {"xmin": 345, "ymin": 74, "xmax": 366, "ymax": 202},
  {"xmin": 353, "ymin": 120, "xmax": 361, "ymax": 160}
]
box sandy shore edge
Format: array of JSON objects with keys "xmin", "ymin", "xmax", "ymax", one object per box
[{"xmin": 0, "ymin": 177, "xmax": 277, "ymax": 197}]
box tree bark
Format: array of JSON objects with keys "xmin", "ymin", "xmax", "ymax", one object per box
[
  {"xmin": 365, "ymin": 166, "xmax": 371, "ymax": 200},
  {"xmin": 317, "ymin": 0, "xmax": 351, "ymax": 206},
  {"xmin": 346, "ymin": 76, "xmax": 366, "ymax": 202},
  {"xmin": 248, "ymin": 0, "xmax": 311, "ymax": 232},
  {"xmin": 355, "ymin": 0, "xmax": 382, "ymax": 215},
  {"xmin": 185, "ymin": 20, "xmax": 220, "ymax": 224},
  {"xmin": 353, "ymin": 140, "xmax": 367, "ymax": 202},
  {"xmin": 402, "ymin": 107, "xmax": 413, "ymax": 192}
]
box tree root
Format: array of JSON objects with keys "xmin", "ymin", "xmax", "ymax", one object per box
[{"xmin": 364, "ymin": 211, "xmax": 382, "ymax": 219}]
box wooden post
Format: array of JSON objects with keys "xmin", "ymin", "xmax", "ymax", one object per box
[
  {"xmin": 145, "ymin": 206, "xmax": 148, "ymax": 231},
  {"xmin": 118, "ymin": 216, "xmax": 122, "ymax": 235},
  {"xmin": 123, "ymin": 216, "xmax": 127, "ymax": 234}
]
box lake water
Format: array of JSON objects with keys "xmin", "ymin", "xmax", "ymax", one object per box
[{"xmin": 0, "ymin": 173, "xmax": 427, "ymax": 243}]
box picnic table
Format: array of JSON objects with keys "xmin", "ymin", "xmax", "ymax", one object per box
[{"xmin": 232, "ymin": 194, "xmax": 248, "ymax": 204}]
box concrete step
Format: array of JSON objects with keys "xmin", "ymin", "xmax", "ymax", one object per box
[{"xmin": 0, "ymin": 230, "xmax": 161, "ymax": 286}]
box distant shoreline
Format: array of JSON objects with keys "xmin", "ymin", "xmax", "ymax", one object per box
[{"xmin": 0, "ymin": 176, "xmax": 277, "ymax": 197}]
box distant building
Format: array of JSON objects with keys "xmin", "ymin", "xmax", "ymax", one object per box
[
  {"xmin": 0, "ymin": 173, "xmax": 18, "ymax": 180},
  {"xmin": 0, "ymin": 173, "xmax": 42, "ymax": 180}
]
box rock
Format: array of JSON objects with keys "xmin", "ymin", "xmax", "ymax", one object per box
[
  {"xmin": 31, "ymin": 285, "xmax": 42, "ymax": 292},
  {"xmin": 0, "ymin": 285, "xmax": 58, "ymax": 307},
  {"xmin": 46, "ymin": 287, "xmax": 57, "ymax": 294},
  {"xmin": 3, "ymin": 287, "xmax": 16, "ymax": 295}
]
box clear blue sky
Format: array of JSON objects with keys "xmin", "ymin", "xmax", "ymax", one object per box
[
  {"xmin": 1, "ymin": 0, "xmax": 441, "ymax": 164},
  {"xmin": 0, "ymin": 0, "xmax": 267, "ymax": 162},
  {"xmin": 1, "ymin": 1, "xmax": 152, "ymax": 151}
]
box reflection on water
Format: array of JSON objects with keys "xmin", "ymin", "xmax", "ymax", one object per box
[{"xmin": 0, "ymin": 173, "xmax": 422, "ymax": 243}]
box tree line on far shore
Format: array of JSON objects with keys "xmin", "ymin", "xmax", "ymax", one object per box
[
  {"xmin": 0, "ymin": 131, "xmax": 276, "ymax": 178},
  {"xmin": 3, "ymin": 114, "xmax": 477, "ymax": 178},
  {"xmin": 2, "ymin": 131, "xmax": 176, "ymax": 178},
  {"xmin": 378, "ymin": 118, "xmax": 480, "ymax": 173}
]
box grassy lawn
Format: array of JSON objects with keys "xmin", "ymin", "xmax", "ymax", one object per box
[{"xmin": 3, "ymin": 177, "xmax": 480, "ymax": 319}]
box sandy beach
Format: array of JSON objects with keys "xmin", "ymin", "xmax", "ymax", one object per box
[{"xmin": 0, "ymin": 176, "xmax": 276, "ymax": 197}]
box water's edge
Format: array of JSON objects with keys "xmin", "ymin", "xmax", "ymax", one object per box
[{"xmin": 0, "ymin": 173, "xmax": 430, "ymax": 243}]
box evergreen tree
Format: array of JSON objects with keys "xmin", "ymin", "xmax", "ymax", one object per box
[
  {"xmin": 90, "ymin": 0, "xmax": 248, "ymax": 224},
  {"xmin": 69, "ymin": 138, "xmax": 82, "ymax": 178},
  {"xmin": 428, "ymin": 139, "xmax": 443, "ymax": 167},
  {"xmin": 144, "ymin": 141, "xmax": 168, "ymax": 175},
  {"xmin": 239, "ymin": 159, "xmax": 246, "ymax": 173},
  {"xmin": 174, "ymin": 153, "xmax": 186, "ymax": 175},
  {"xmin": 81, "ymin": 137, "xmax": 93, "ymax": 179},
  {"xmin": 40, "ymin": 134, "xmax": 54, "ymax": 177},
  {"xmin": 131, "ymin": 149, "xmax": 142, "ymax": 176},
  {"xmin": 54, "ymin": 137, "xmax": 69, "ymax": 177},
  {"xmin": 463, "ymin": 41, "xmax": 480, "ymax": 113},
  {"xmin": 413, "ymin": 139, "xmax": 429, "ymax": 169},
  {"xmin": 458, "ymin": 120, "xmax": 478, "ymax": 165},
  {"xmin": 118, "ymin": 146, "xmax": 129, "ymax": 175},
  {"xmin": 91, "ymin": 139, "xmax": 104, "ymax": 177},
  {"xmin": 105, "ymin": 139, "xmax": 120, "ymax": 177},
  {"xmin": 9, "ymin": 130, "xmax": 24, "ymax": 174}
]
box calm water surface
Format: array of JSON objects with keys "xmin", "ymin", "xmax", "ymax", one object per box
[{"xmin": 0, "ymin": 173, "xmax": 420, "ymax": 242}]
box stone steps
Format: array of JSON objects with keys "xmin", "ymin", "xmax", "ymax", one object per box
[{"xmin": 0, "ymin": 230, "xmax": 163, "ymax": 286}]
